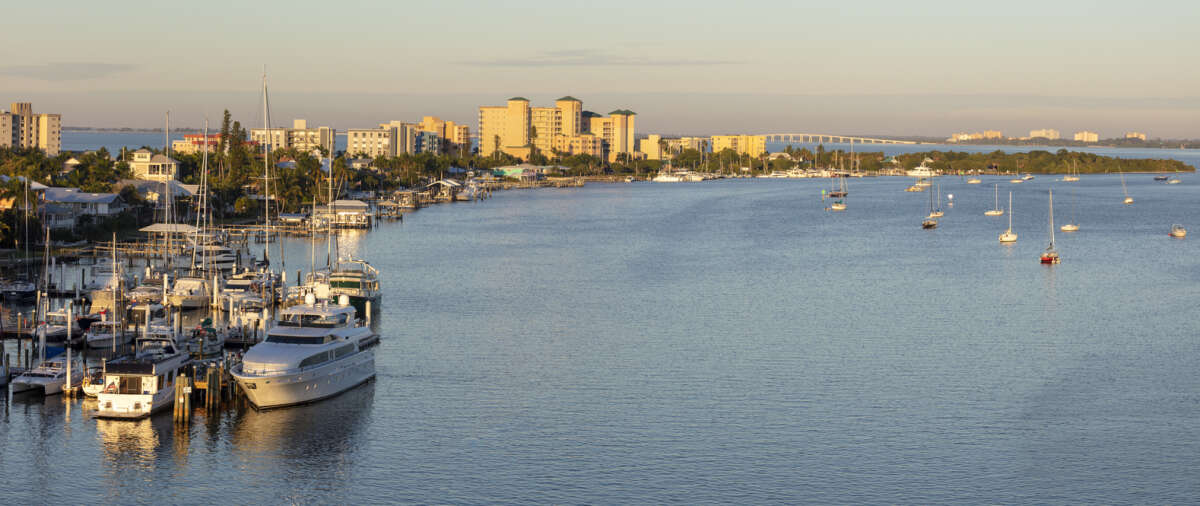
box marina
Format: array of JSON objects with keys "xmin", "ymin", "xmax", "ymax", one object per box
[{"xmin": 3, "ymin": 173, "xmax": 1200, "ymax": 502}]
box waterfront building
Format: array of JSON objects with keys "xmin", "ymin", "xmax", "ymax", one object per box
[
  {"xmin": 0, "ymin": 102, "xmax": 61, "ymax": 155},
  {"xmin": 983, "ymin": 130, "xmax": 1003, "ymax": 139},
  {"xmin": 41, "ymin": 187, "xmax": 125, "ymax": 229},
  {"xmin": 418, "ymin": 116, "xmax": 470, "ymax": 155},
  {"xmin": 1029, "ymin": 128, "xmax": 1060, "ymax": 140},
  {"xmin": 1125, "ymin": 131, "xmax": 1147, "ymax": 141},
  {"xmin": 346, "ymin": 127, "xmax": 395, "ymax": 159},
  {"xmin": 1073, "ymin": 130, "xmax": 1099, "ymax": 143},
  {"xmin": 250, "ymin": 119, "xmax": 336, "ymax": 154},
  {"xmin": 479, "ymin": 96, "xmax": 635, "ymax": 162},
  {"xmin": 640, "ymin": 134, "xmax": 664, "ymax": 160},
  {"xmin": 171, "ymin": 133, "xmax": 221, "ymax": 154},
  {"xmin": 711, "ymin": 134, "xmax": 766, "ymax": 157},
  {"xmin": 664, "ymin": 137, "xmax": 709, "ymax": 155},
  {"xmin": 128, "ymin": 148, "xmax": 178, "ymax": 181}
]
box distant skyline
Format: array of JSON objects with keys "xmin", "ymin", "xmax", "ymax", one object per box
[{"xmin": 5, "ymin": 1, "xmax": 1198, "ymax": 137}]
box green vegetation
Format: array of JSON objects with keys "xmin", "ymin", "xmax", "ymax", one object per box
[{"xmin": 889, "ymin": 149, "xmax": 1194, "ymax": 174}]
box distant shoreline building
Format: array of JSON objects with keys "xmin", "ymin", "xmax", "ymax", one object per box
[
  {"xmin": 1, "ymin": 102, "xmax": 61, "ymax": 155},
  {"xmin": 1073, "ymin": 130, "xmax": 1099, "ymax": 143},
  {"xmin": 1125, "ymin": 131, "xmax": 1147, "ymax": 141},
  {"xmin": 1029, "ymin": 128, "xmax": 1061, "ymax": 140},
  {"xmin": 947, "ymin": 130, "xmax": 1003, "ymax": 143},
  {"xmin": 478, "ymin": 96, "xmax": 636, "ymax": 162},
  {"xmin": 250, "ymin": 119, "xmax": 336, "ymax": 155},
  {"xmin": 711, "ymin": 134, "xmax": 766, "ymax": 157},
  {"xmin": 345, "ymin": 120, "xmax": 443, "ymax": 159}
]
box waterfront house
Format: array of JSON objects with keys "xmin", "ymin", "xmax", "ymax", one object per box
[
  {"xmin": 128, "ymin": 148, "xmax": 178, "ymax": 182},
  {"xmin": 41, "ymin": 203, "xmax": 76, "ymax": 230},
  {"xmin": 41, "ymin": 187, "xmax": 125, "ymax": 229}
]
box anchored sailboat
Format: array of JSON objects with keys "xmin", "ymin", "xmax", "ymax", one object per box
[
  {"xmin": 922, "ymin": 181, "xmax": 938, "ymax": 229},
  {"xmin": 1120, "ymin": 170, "xmax": 1133, "ymax": 205},
  {"xmin": 1060, "ymin": 187, "xmax": 1079, "ymax": 232},
  {"xmin": 1041, "ymin": 189, "xmax": 1060, "ymax": 264},
  {"xmin": 985, "ymin": 184, "xmax": 1004, "ymax": 216},
  {"xmin": 999, "ymin": 192, "xmax": 1017, "ymax": 243}
]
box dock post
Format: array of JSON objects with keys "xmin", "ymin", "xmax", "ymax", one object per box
[{"xmin": 366, "ymin": 301, "xmax": 371, "ymax": 324}]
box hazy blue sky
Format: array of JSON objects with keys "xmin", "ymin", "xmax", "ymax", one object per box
[{"xmin": 4, "ymin": 0, "xmax": 1198, "ymax": 138}]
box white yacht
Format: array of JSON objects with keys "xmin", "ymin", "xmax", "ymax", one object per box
[
  {"xmin": 185, "ymin": 320, "xmax": 226, "ymax": 356},
  {"xmin": 328, "ymin": 258, "xmax": 381, "ymax": 310},
  {"xmin": 652, "ymin": 172, "xmax": 684, "ymax": 183},
  {"xmin": 167, "ymin": 277, "xmax": 211, "ymax": 310},
  {"xmin": 95, "ymin": 333, "xmax": 191, "ymax": 419},
  {"xmin": 176, "ymin": 244, "xmax": 239, "ymax": 271},
  {"xmin": 86, "ymin": 320, "xmax": 134, "ymax": 349},
  {"xmin": 906, "ymin": 165, "xmax": 937, "ymax": 178},
  {"xmin": 9, "ymin": 354, "xmax": 85, "ymax": 395},
  {"xmin": 231, "ymin": 295, "xmax": 376, "ymax": 409}
]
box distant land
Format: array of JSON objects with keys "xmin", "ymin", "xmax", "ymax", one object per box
[{"xmin": 65, "ymin": 126, "xmax": 204, "ymax": 133}]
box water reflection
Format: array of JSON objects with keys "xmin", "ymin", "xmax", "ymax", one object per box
[{"xmin": 229, "ymin": 380, "xmax": 375, "ymax": 496}]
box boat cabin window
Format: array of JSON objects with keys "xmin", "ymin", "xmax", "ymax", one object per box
[
  {"xmin": 264, "ymin": 334, "xmax": 336, "ymax": 345},
  {"xmin": 107, "ymin": 375, "xmax": 147, "ymax": 395},
  {"xmin": 299, "ymin": 351, "xmax": 331, "ymax": 368},
  {"xmin": 275, "ymin": 312, "xmax": 349, "ymax": 328}
]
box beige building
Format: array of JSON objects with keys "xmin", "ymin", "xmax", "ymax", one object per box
[
  {"xmin": 128, "ymin": 148, "xmax": 178, "ymax": 182},
  {"xmin": 250, "ymin": 119, "xmax": 336, "ymax": 154},
  {"xmin": 418, "ymin": 116, "xmax": 470, "ymax": 155},
  {"xmin": 983, "ymin": 130, "xmax": 1003, "ymax": 139},
  {"xmin": 1, "ymin": 102, "xmax": 61, "ymax": 155},
  {"xmin": 588, "ymin": 110, "xmax": 636, "ymax": 162},
  {"xmin": 479, "ymin": 96, "xmax": 636, "ymax": 162},
  {"xmin": 1125, "ymin": 131, "xmax": 1147, "ymax": 141},
  {"xmin": 711, "ymin": 135, "xmax": 766, "ymax": 157},
  {"xmin": 1073, "ymin": 130, "xmax": 1099, "ymax": 143},
  {"xmin": 1029, "ymin": 128, "xmax": 1060, "ymax": 140},
  {"xmin": 346, "ymin": 127, "xmax": 396, "ymax": 159},
  {"xmin": 641, "ymin": 135, "xmax": 710, "ymax": 160}
]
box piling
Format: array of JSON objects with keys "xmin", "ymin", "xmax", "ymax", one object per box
[{"xmin": 174, "ymin": 373, "xmax": 191, "ymax": 423}]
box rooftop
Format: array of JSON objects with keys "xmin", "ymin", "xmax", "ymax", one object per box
[
  {"xmin": 42, "ymin": 187, "xmax": 121, "ymax": 204},
  {"xmin": 556, "ymin": 96, "xmax": 581, "ymax": 102},
  {"xmin": 508, "ymin": 96, "xmax": 529, "ymax": 102},
  {"xmin": 609, "ymin": 109, "xmax": 637, "ymax": 116}
]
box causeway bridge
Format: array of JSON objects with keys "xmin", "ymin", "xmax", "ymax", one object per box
[{"xmin": 763, "ymin": 133, "xmax": 917, "ymax": 145}]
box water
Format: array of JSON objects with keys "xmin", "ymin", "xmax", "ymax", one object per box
[{"xmin": 4, "ymin": 176, "xmax": 1200, "ymax": 502}]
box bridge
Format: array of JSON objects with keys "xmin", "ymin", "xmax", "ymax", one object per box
[{"xmin": 763, "ymin": 133, "xmax": 916, "ymax": 145}]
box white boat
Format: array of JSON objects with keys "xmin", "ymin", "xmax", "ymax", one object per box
[
  {"xmin": 999, "ymin": 192, "xmax": 1017, "ymax": 243},
  {"xmin": 1041, "ymin": 190, "xmax": 1061, "ymax": 264},
  {"xmin": 328, "ymin": 258, "xmax": 382, "ymax": 310},
  {"xmin": 1060, "ymin": 188, "xmax": 1079, "ymax": 232},
  {"xmin": 1022, "ymin": 174, "xmax": 1035, "ymax": 181},
  {"xmin": 922, "ymin": 183, "xmax": 938, "ymax": 229},
  {"xmin": 185, "ymin": 319, "xmax": 226, "ymax": 356},
  {"xmin": 175, "ymin": 244, "xmax": 238, "ymax": 271},
  {"xmin": 1170, "ymin": 224, "xmax": 1187, "ymax": 238},
  {"xmin": 1062, "ymin": 160, "xmax": 1080, "ymax": 182},
  {"xmin": 168, "ymin": 277, "xmax": 211, "ymax": 309},
  {"xmin": 1009, "ymin": 178, "xmax": 1024, "ymax": 184},
  {"xmin": 9, "ymin": 354, "xmax": 85, "ymax": 395},
  {"xmin": 652, "ymin": 172, "xmax": 684, "ymax": 183},
  {"xmin": 984, "ymin": 184, "xmax": 1004, "ymax": 216},
  {"xmin": 95, "ymin": 334, "xmax": 192, "ymax": 419},
  {"xmin": 1167, "ymin": 178, "xmax": 1181, "ymax": 185},
  {"xmin": 86, "ymin": 320, "xmax": 134, "ymax": 349},
  {"xmin": 906, "ymin": 164, "xmax": 936, "ymax": 178},
  {"xmin": 231, "ymin": 294, "xmax": 377, "ymax": 409},
  {"xmin": 81, "ymin": 367, "xmax": 106, "ymax": 397},
  {"xmin": 39, "ymin": 308, "xmax": 82, "ymax": 344},
  {"xmin": 927, "ymin": 182, "xmax": 944, "ymax": 218},
  {"xmin": 966, "ymin": 178, "xmax": 982, "ymax": 184}
]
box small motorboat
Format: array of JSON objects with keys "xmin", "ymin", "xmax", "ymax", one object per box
[
  {"xmin": 1154, "ymin": 175, "xmax": 1169, "ymax": 181},
  {"xmin": 1169, "ymin": 224, "xmax": 1187, "ymax": 238}
]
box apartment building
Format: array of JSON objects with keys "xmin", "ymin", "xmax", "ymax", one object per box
[
  {"xmin": 0, "ymin": 102, "xmax": 61, "ymax": 155},
  {"xmin": 588, "ymin": 110, "xmax": 636, "ymax": 163},
  {"xmin": 250, "ymin": 119, "xmax": 336, "ymax": 154},
  {"xmin": 418, "ymin": 116, "xmax": 469, "ymax": 155},
  {"xmin": 1073, "ymin": 131, "xmax": 1099, "ymax": 143},
  {"xmin": 711, "ymin": 134, "xmax": 766, "ymax": 157},
  {"xmin": 347, "ymin": 121, "xmax": 444, "ymax": 159},
  {"xmin": 479, "ymin": 96, "xmax": 636, "ymax": 162},
  {"xmin": 1125, "ymin": 131, "xmax": 1147, "ymax": 141},
  {"xmin": 1029, "ymin": 128, "xmax": 1060, "ymax": 140}
]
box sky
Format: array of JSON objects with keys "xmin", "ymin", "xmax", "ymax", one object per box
[{"xmin": 3, "ymin": 0, "xmax": 1198, "ymax": 138}]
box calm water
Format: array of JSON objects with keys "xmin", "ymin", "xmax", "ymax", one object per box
[{"xmin": 3, "ymin": 175, "xmax": 1200, "ymax": 503}]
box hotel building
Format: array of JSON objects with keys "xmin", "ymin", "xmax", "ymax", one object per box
[
  {"xmin": 1073, "ymin": 130, "xmax": 1099, "ymax": 143},
  {"xmin": 478, "ymin": 96, "xmax": 637, "ymax": 162},
  {"xmin": 1125, "ymin": 131, "xmax": 1147, "ymax": 141},
  {"xmin": 1, "ymin": 102, "xmax": 61, "ymax": 155},
  {"xmin": 1029, "ymin": 128, "xmax": 1061, "ymax": 140}
]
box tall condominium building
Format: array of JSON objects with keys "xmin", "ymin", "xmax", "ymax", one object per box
[
  {"xmin": 250, "ymin": 119, "xmax": 336, "ymax": 154},
  {"xmin": 1073, "ymin": 131, "xmax": 1099, "ymax": 143},
  {"xmin": 1029, "ymin": 128, "xmax": 1060, "ymax": 140},
  {"xmin": 640, "ymin": 135, "xmax": 711, "ymax": 160},
  {"xmin": 418, "ymin": 116, "xmax": 469, "ymax": 155},
  {"xmin": 1125, "ymin": 131, "xmax": 1147, "ymax": 141},
  {"xmin": 711, "ymin": 135, "xmax": 766, "ymax": 157},
  {"xmin": 0, "ymin": 102, "xmax": 61, "ymax": 155},
  {"xmin": 478, "ymin": 96, "xmax": 636, "ymax": 162},
  {"xmin": 347, "ymin": 121, "xmax": 443, "ymax": 159}
]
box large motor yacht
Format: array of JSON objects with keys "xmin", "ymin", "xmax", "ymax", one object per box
[
  {"xmin": 231, "ymin": 294, "xmax": 376, "ymax": 409},
  {"xmin": 95, "ymin": 332, "xmax": 192, "ymax": 419},
  {"xmin": 328, "ymin": 258, "xmax": 381, "ymax": 312},
  {"xmin": 167, "ymin": 277, "xmax": 211, "ymax": 310}
]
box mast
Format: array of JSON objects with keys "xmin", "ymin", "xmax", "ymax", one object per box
[
  {"xmin": 1008, "ymin": 192, "xmax": 1013, "ymax": 231},
  {"xmin": 262, "ymin": 70, "xmax": 271, "ymax": 267},
  {"xmin": 1048, "ymin": 189, "xmax": 1056, "ymax": 249}
]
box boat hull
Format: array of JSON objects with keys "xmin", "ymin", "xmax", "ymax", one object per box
[
  {"xmin": 95, "ymin": 392, "xmax": 172, "ymax": 419},
  {"xmin": 233, "ymin": 348, "xmax": 375, "ymax": 410}
]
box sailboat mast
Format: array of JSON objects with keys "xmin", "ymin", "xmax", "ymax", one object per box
[
  {"xmin": 1048, "ymin": 189, "xmax": 1055, "ymax": 248},
  {"xmin": 1008, "ymin": 192, "xmax": 1013, "ymax": 230},
  {"xmin": 262, "ymin": 71, "xmax": 271, "ymax": 266}
]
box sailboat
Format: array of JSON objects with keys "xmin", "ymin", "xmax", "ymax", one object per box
[
  {"xmin": 985, "ymin": 184, "xmax": 1004, "ymax": 216},
  {"xmin": 999, "ymin": 192, "xmax": 1017, "ymax": 243},
  {"xmin": 921, "ymin": 182, "xmax": 938, "ymax": 229},
  {"xmin": 1041, "ymin": 189, "xmax": 1061, "ymax": 264},
  {"xmin": 927, "ymin": 182, "xmax": 944, "ymax": 217},
  {"xmin": 1120, "ymin": 170, "xmax": 1133, "ymax": 204},
  {"xmin": 1060, "ymin": 187, "xmax": 1079, "ymax": 232},
  {"xmin": 1062, "ymin": 160, "xmax": 1080, "ymax": 182},
  {"xmin": 827, "ymin": 176, "xmax": 847, "ymax": 211}
]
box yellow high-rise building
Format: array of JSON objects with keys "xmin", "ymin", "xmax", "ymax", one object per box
[
  {"xmin": 711, "ymin": 135, "xmax": 766, "ymax": 157},
  {"xmin": 479, "ymin": 96, "xmax": 634, "ymax": 161},
  {"xmin": 588, "ymin": 110, "xmax": 636, "ymax": 162},
  {"xmin": 1073, "ymin": 130, "xmax": 1099, "ymax": 143},
  {"xmin": 418, "ymin": 116, "xmax": 470, "ymax": 155},
  {"xmin": 478, "ymin": 97, "xmax": 531, "ymax": 158}
]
